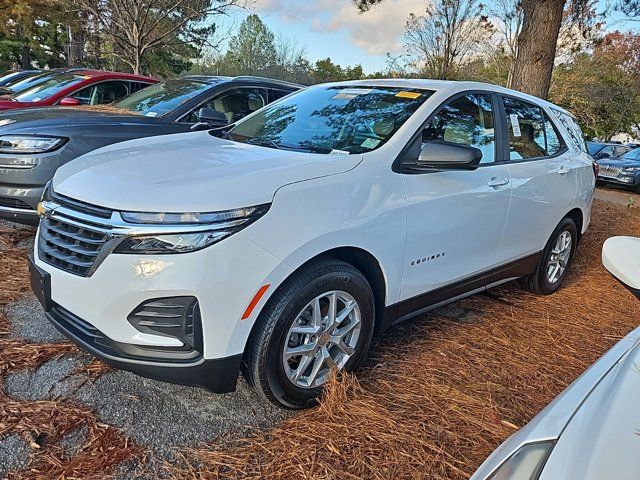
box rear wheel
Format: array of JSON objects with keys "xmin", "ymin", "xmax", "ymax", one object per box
[
  {"xmin": 519, "ymin": 217, "xmax": 577, "ymax": 295},
  {"xmin": 243, "ymin": 258, "xmax": 375, "ymax": 409}
]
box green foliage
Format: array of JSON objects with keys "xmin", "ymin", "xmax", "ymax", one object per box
[
  {"xmin": 222, "ymin": 14, "xmax": 277, "ymax": 76},
  {"xmin": 550, "ymin": 46, "xmax": 640, "ymax": 141}
]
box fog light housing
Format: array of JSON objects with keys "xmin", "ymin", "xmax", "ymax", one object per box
[{"xmin": 128, "ymin": 296, "xmax": 203, "ymax": 352}]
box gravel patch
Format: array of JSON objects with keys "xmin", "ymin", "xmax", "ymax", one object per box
[
  {"xmin": 0, "ymin": 434, "xmax": 30, "ymax": 477},
  {"xmin": 4, "ymin": 356, "xmax": 87, "ymax": 401},
  {"xmin": 4, "ymin": 295, "xmax": 66, "ymax": 343},
  {"xmin": 74, "ymin": 370, "xmax": 289, "ymax": 455},
  {"xmin": 59, "ymin": 425, "xmax": 88, "ymax": 459}
]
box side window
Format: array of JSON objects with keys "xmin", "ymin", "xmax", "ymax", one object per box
[
  {"xmin": 70, "ymin": 85, "xmax": 95, "ymax": 105},
  {"xmin": 422, "ymin": 93, "xmax": 496, "ymax": 164},
  {"xmin": 554, "ymin": 110, "xmax": 587, "ymax": 153},
  {"xmin": 129, "ymin": 81, "xmax": 150, "ymax": 94},
  {"xmin": 183, "ymin": 88, "xmax": 268, "ymax": 124},
  {"xmin": 70, "ymin": 81, "xmax": 129, "ymax": 105},
  {"xmin": 504, "ymin": 97, "xmax": 563, "ymax": 160},
  {"xmin": 269, "ymin": 89, "xmax": 292, "ymax": 102},
  {"xmin": 92, "ymin": 81, "xmax": 129, "ymax": 104}
]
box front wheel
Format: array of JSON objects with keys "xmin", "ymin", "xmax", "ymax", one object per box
[
  {"xmin": 519, "ymin": 217, "xmax": 578, "ymax": 295},
  {"xmin": 243, "ymin": 258, "xmax": 375, "ymax": 409}
]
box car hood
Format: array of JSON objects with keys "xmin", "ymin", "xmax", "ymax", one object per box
[
  {"xmin": 598, "ymin": 158, "xmax": 640, "ymax": 168},
  {"xmin": 53, "ymin": 131, "xmax": 364, "ymax": 212},
  {"xmin": 0, "ymin": 99, "xmax": 42, "ymax": 110},
  {"xmin": 539, "ymin": 339, "xmax": 640, "ymax": 479},
  {"xmin": 0, "ymin": 107, "xmax": 158, "ymax": 132}
]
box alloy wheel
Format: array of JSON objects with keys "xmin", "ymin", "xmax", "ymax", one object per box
[
  {"xmin": 282, "ymin": 290, "xmax": 362, "ymax": 389},
  {"xmin": 546, "ymin": 231, "xmax": 572, "ymax": 284}
]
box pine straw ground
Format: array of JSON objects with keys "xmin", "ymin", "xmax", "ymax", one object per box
[
  {"xmin": 167, "ymin": 200, "xmax": 640, "ymax": 480},
  {"xmin": 0, "ymin": 226, "xmax": 141, "ymax": 480},
  {"xmin": 0, "ymin": 199, "xmax": 638, "ymax": 479}
]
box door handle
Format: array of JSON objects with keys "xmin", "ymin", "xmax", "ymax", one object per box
[
  {"xmin": 487, "ymin": 177, "xmax": 509, "ymax": 188},
  {"xmin": 557, "ymin": 166, "xmax": 571, "ymax": 175}
]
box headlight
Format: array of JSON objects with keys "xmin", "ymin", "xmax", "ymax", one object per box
[
  {"xmin": 488, "ymin": 441, "xmax": 555, "ymax": 480},
  {"xmin": 0, "ymin": 135, "xmax": 67, "ymax": 154},
  {"xmin": 622, "ymin": 166, "xmax": 640, "ymax": 173},
  {"xmin": 114, "ymin": 204, "xmax": 270, "ymax": 254}
]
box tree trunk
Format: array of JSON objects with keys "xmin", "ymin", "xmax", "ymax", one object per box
[
  {"xmin": 67, "ymin": 26, "xmax": 86, "ymax": 67},
  {"xmin": 509, "ymin": 0, "xmax": 566, "ymax": 99},
  {"xmin": 21, "ymin": 45, "xmax": 31, "ymax": 69}
]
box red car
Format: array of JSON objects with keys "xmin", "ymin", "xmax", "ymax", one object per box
[{"xmin": 0, "ymin": 69, "xmax": 157, "ymax": 111}]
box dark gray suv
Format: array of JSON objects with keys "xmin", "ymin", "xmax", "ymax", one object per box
[{"xmin": 0, "ymin": 75, "xmax": 301, "ymax": 224}]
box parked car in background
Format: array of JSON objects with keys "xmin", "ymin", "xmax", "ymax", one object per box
[
  {"xmin": 0, "ymin": 70, "xmax": 42, "ymax": 93},
  {"xmin": 597, "ymin": 147, "xmax": 640, "ymax": 193},
  {"xmin": 0, "ymin": 69, "xmax": 82, "ymax": 98},
  {"xmin": 587, "ymin": 141, "xmax": 633, "ymax": 160},
  {"xmin": 471, "ymin": 236, "xmax": 640, "ymax": 480},
  {"xmin": 0, "ymin": 75, "xmax": 301, "ymax": 224},
  {"xmin": 29, "ymin": 79, "xmax": 594, "ymax": 408},
  {"xmin": 0, "ymin": 69, "xmax": 157, "ymax": 111}
]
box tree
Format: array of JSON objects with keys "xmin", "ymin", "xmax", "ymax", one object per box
[
  {"xmin": 222, "ymin": 14, "xmax": 277, "ymax": 76},
  {"xmin": 355, "ymin": 0, "xmax": 638, "ymax": 99},
  {"xmin": 403, "ymin": 0, "xmax": 492, "ymax": 80},
  {"xmin": 0, "ymin": 0, "xmax": 66, "ymax": 69},
  {"xmin": 550, "ymin": 39, "xmax": 640, "ymax": 140},
  {"xmin": 73, "ymin": 0, "xmax": 240, "ymax": 75}
]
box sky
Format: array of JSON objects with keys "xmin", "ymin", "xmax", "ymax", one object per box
[{"xmin": 216, "ymin": 0, "xmax": 639, "ymax": 74}]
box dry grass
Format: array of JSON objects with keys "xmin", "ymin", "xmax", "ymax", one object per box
[
  {"xmin": 0, "ymin": 224, "xmax": 140, "ymax": 479},
  {"xmin": 168, "ymin": 200, "xmax": 640, "ymax": 480}
]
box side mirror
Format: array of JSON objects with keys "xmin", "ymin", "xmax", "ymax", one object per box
[
  {"xmin": 597, "ymin": 152, "xmax": 611, "ymax": 159},
  {"xmin": 602, "ymin": 236, "xmax": 640, "ymax": 299},
  {"xmin": 59, "ymin": 97, "xmax": 82, "ymax": 106},
  {"xmin": 197, "ymin": 107, "xmax": 228, "ymax": 127},
  {"xmin": 403, "ymin": 140, "xmax": 483, "ymax": 172}
]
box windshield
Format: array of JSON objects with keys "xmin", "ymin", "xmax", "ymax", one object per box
[
  {"xmin": 587, "ymin": 142, "xmax": 603, "ymax": 155},
  {"xmin": 2, "ymin": 71, "xmax": 56, "ymax": 94},
  {"xmin": 228, "ymin": 85, "xmax": 434, "ymax": 154},
  {"xmin": 114, "ymin": 79, "xmax": 212, "ymax": 117},
  {"xmin": 621, "ymin": 148, "xmax": 640, "ymax": 161},
  {"xmin": 13, "ymin": 73, "xmax": 88, "ymax": 102}
]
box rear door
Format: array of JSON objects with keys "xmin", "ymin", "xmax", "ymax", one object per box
[
  {"xmin": 400, "ymin": 92, "xmax": 512, "ymax": 304},
  {"xmin": 498, "ymin": 95, "xmax": 579, "ymax": 261}
]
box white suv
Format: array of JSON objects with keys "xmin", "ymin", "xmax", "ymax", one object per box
[{"xmin": 29, "ymin": 80, "xmax": 595, "ymax": 408}]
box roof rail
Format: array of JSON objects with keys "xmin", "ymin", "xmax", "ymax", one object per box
[{"xmin": 232, "ymin": 75, "xmax": 304, "ymax": 88}]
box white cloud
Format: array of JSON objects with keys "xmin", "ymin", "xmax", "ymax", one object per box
[{"xmin": 257, "ymin": 0, "xmax": 425, "ymax": 56}]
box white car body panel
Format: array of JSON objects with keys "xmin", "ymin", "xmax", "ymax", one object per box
[{"xmin": 33, "ymin": 78, "xmax": 595, "ymax": 392}]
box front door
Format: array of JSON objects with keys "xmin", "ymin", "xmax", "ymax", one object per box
[{"xmin": 400, "ymin": 93, "xmax": 511, "ymax": 307}]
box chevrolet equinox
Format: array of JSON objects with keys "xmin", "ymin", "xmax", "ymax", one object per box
[{"xmin": 29, "ymin": 80, "xmax": 595, "ymax": 408}]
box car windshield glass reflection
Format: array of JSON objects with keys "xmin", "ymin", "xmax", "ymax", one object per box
[
  {"xmin": 114, "ymin": 80, "xmax": 212, "ymax": 117},
  {"xmin": 227, "ymin": 86, "xmax": 434, "ymax": 154},
  {"xmin": 621, "ymin": 148, "xmax": 640, "ymax": 160},
  {"xmin": 13, "ymin": 73, "xmax": 88, "ymax": 102}
]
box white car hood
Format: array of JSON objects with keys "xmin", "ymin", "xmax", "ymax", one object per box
[
  {"xmin": 540, "ymin": 339, "xmax": 640, "ymax": 479},
  {"xmin": 53, "ymin": 131, "xmax": 363, "ymax": 212}
]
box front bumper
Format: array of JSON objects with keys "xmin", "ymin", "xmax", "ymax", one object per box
[
  {"xmin": 46, "ymin": 300, "xmax": 242, "ymax": 392},
  {"xmin": 0, "ymin": 146, "xmax": 76, "ymax": 224},
  {"xmin": 597, "ymin": 172, "xmax": 639, "ymax": 188}
]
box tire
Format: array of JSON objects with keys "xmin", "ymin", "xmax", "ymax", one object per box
[
  {"xmin": 243, "ymin": 258, "xmax": 375, "ymax": 409},
  {"xmin": 596, "ymin": 180, "xmax": 607, "ymax": 187},
  {"xmin": 519, "ymin": 217, "xmax": 578, "ymax": 295}
]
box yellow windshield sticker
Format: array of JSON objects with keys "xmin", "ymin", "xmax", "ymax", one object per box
[{"xmin": 395, "ymin": 91, "xmax": 421, "ymax": 99}]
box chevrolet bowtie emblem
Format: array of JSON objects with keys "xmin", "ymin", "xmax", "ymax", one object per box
[{"xmin": 36, "ymin": 201, "xmax": 54, "ymax": 218}]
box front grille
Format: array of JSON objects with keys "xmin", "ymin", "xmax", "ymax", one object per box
[
  {"xmin": 38, "ymin": 216, "xmax": 111, "ymax": 277},
  {"xmin": 50, "ymin": 191, "xmax": 113, "ymax": 219},
  {"xmin": 0, "ymin": 197, "xmax": 33, "ymax": 210},
  {"xmin": 600, "ymin": 165, "xmax": 623, "ymax": 178}
]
